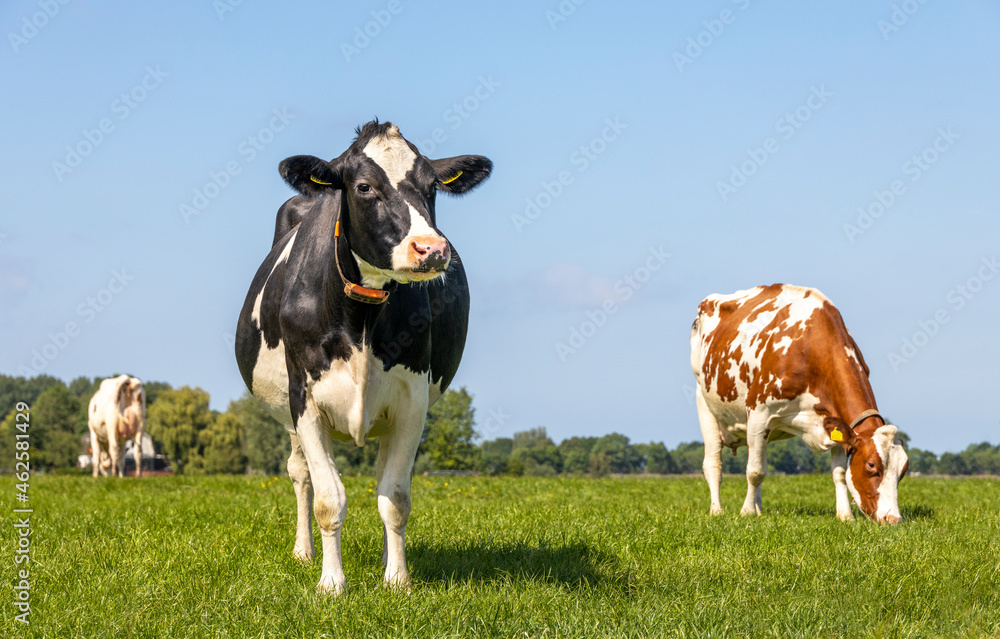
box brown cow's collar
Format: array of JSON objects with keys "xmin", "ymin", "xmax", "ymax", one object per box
[
  {"xmin": 333, "ymin": 212, "xmax": 392, "ymax": 305},
  {"xmin": 849, "ymin": 409, "xmax": 884, "ymax": 431}
]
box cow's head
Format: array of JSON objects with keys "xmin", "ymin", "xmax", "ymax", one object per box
[
  {"xmin": 278, "ymin": 120, "xmax": 492, "ymax": 286},
  {"xmin": 832, "ymin": 420, "xmax": 908, "ymax": 523}
]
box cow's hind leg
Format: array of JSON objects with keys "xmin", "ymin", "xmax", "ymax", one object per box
[
  {"xmin": 696, "ymin": 386, "xmax": 725, "ymax": 515},
  {"xmin": 108, "ymin": 428, "xmax": 121, "ymax": 478},
  {"xmin": 295, "ymin": 409, "xmax": 348, "ymax": 595},
  {"xmin": 287, "ymin": 431, "xmax": 315, "ymax": 562},
  {"xmin": 375, "ymin": 396, "xmax": 426, "ymax": 590},
  {"xmin": 741, "ymin": 409, "xmax": 769, "ymax": 516},
  {"xmin": 133, "ymin": 433, "xmax": 143, "ymax": 478}
]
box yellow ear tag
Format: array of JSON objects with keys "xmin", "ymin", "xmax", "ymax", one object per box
[
  {"xmin": 310, "ymin": 175, "xmax": 332, "ymax": 185},
  {"xmin": 831, "ymin": 429, "xmax": 844, "ymax": 442},
  {"xmin": 441, "ymin": 171, "xmax": 463, "ymax": 185}
]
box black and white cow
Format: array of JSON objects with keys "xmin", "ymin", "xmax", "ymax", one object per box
[{"xmin": 235, "ymin": 121, "xmax": 492, "ymax": 594}]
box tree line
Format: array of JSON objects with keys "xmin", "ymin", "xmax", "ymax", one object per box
[{"xmin": 1, "ymin": 374, "xmax": 998, "ymax": 477}]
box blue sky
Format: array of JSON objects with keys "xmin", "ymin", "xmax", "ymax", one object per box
[{"xmin": 2, "ymin": 1, "xmax": 998, "ymax": 454}]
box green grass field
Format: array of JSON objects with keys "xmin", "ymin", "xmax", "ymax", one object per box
[{"xmin": 3, "ymin": 473, "xmax": 999, "ymax": 638}]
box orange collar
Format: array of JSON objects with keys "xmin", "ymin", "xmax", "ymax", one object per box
[{"xmin": 334, "ymin": 216, "xmax": 391, "ymax": 304}]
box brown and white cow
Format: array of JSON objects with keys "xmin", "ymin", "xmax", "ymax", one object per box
[
  {"xmin": 88, "ymin": 375, "xmax": 146, "ymax": 477},
  {"xmin": 690, "ymin": 284, "xmax": 908, "ymax": 523}
]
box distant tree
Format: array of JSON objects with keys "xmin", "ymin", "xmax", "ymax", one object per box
[
  {"xmin": 420, "ymin": 387, "xmax": 480, "ymax": 470},
  {"xmin": 0, "ymin": 374, "xmax": 64, "ymax": 423},
  {"xmin": 562, "ymin": 449, "xmax": 590, "ymax": 475},
  {"xmin": 559, "ymin": 436, "xmax": 597, "ymax": 475},
  {"xmin": 590, "ymin": 433, "xmax": 642, "ymax": 474},
  {"xmin": 671, "ymin": 441, "xmax": 706, "ymax": 474},
  {"xmin": 480, "ymin": 437, "xmax": 513, "ymax": 475},
  {"xmin": 766, "ymin": 437, "xmax": 824, "ymax": 474},
  {"xmin": 229, "ymin": 392, "xmax": 290, "ymax": 475},
  {"xmin": 906, "ymin": 447, "xmax": 938, "ymax": 475},
  {"xmin": 146, "ymin": 386, "xmax": 215, "ymax": 474},
  {"xmin": 936, "ymin": 452, "xmax": 966, "ymax": 475},
  {"xmin": 588, "ymin": 451, "xmax": 611, "ymax": 477},
  {"xmin": 196, "ymin": 413, "xmax": 246, "ymax": 474},
  {"xmin": 511, "ymin": 427, "xmax": 562, "ymax": 475},
  {"xmin": 642, "ymin": 442, "xmax": 677, "ymax": 474},
  {"xmin": 142, "ymin": 381, "xmax": 173, "ymax": 407},
  {"xmin": 31, "ymin": 385, "xmax": 83, "ymax": 469},
  {"xmin": 959, "ymin": 442, "xmax": 1000, "ymax": 475},
  {"xmin": 513, "ymin": 427, "xmax": 554, "ymax": 451}
]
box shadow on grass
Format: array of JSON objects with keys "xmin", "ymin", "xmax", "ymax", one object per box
[{"xmin": 408, "ymin": 540, "xmax": 631, "ymax": 592}]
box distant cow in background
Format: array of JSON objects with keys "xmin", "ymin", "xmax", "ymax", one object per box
[
  {"xmin": 690, "ymin": 284, "xmax": 908, "ymax": 523},
  {"xmin": 88, "ymin": 375, "xmax": 146, "ymax": 477}
]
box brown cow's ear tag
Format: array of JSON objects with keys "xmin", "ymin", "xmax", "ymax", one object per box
[
  {"xmin": 830, "ymin": 428, "xmax": 844, "ymax": 442},
  {"xmin": 310, "ymin": 175, "xmax": 332, "ymax": 185}
]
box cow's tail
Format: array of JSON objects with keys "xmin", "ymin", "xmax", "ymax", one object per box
[{"xmin": 690, "ymin": 314, "xmax": 705, "ymax": 381}]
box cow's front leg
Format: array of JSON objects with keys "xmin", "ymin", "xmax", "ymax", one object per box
[
  {"xmin": 295, "ymin": 410, "xmax": 348, "ymax": 595},
  {"xmin": 831, "ymin": 446, "xmax": 854, "ymax": 521},
  {"xmin": 287, "ymin": 431, "xmax": 315, "ymax": 562},
  {"xmin": 741, "ymin": 411, "xmax": 769, "ymax": 516},
  {"xmin": 375, "ymin": 396, "xmax": 426, "ymax": 591},
  {"xmin": 696, "ymin": 387, "xmax": 724, "ymax": 515}
]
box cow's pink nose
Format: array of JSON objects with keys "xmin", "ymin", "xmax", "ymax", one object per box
[
  {"xmin": 881, "ymin": 514, "xmax": 901, "ymax": 525},
  {"xmin": 409, "ymin": 236, "xmax": 450, "ymax": 270}
]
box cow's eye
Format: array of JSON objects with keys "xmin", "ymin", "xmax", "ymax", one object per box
[
  {"xmin": 866, "ymin": 461, "xmax": 877, "ymax": 472},
  {"xmin": 357, "ymin": 183, "xmax": 372, "ymax": 194}
]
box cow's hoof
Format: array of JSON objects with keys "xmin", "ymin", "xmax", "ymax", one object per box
[
  {"xmin": 384, "ymin": 577, "xmax": 412, "ymax": 594},
  {"xmin": 292, "ymin": 545, "xmax": 314, "ymax": 563},
  {"xmin": 837, "ymin": 511, "xmax": 854, "ymax": 522},
  {"xmin": 709, "ymin": 505, "xmax": 723, "ymax": 516},
  {"xmin": 739, "ymin": 507, "xmax": 762, "ymax": 517},
  {"xmin": 317, "ymin": 576, "xmax": 345, "ymax": 596}
]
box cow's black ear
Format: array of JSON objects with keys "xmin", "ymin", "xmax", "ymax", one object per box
[
  {"xmin": 430, "ymin": 155, "xmax": 492, "ymax": 195},
  {"xmin": 279, "ymin": 155, "xmax": 342, "ymax": 196}
]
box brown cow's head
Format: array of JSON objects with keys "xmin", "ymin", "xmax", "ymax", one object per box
[{"xmin": 834, "ymin": 422, "xmax": 908, "ymax": 523}]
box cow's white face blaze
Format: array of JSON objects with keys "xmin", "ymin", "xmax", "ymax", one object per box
[
  {"xmin": 360, "ymin": 128, "xmax": 450, "ymax": 282},
  {"xmin": 846, "ymin": 424, "xmax": 908, "ymax": 523},
  {"xmin": 277, "ymin": 121, "xmax": 491, "ymax": 290}
]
